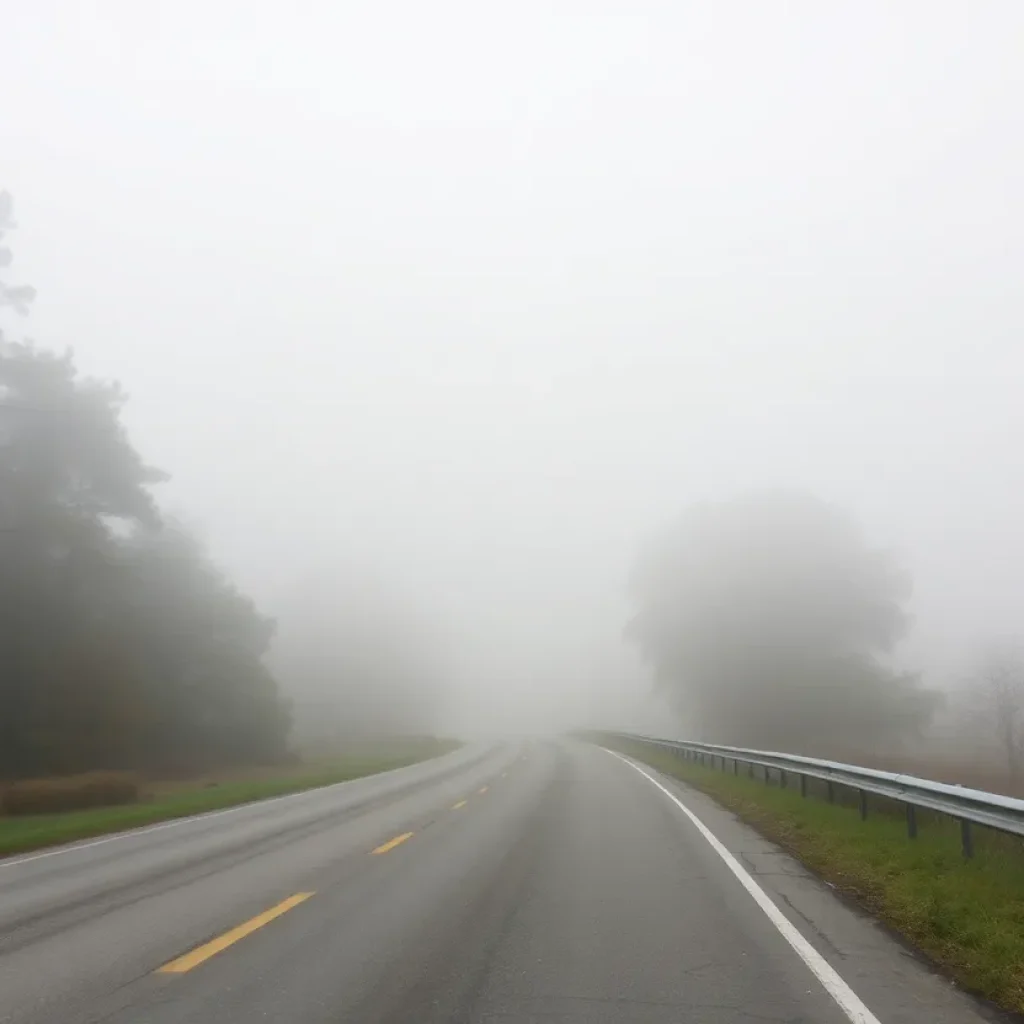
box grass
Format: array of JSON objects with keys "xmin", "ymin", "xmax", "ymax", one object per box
[
  {"xmin": 607, "ymin": 738, "xmax": 1024, "ymax": 1015},
  {"xmin": 0, "ymin": 738, "xmax": 460, "ymax": 859}
]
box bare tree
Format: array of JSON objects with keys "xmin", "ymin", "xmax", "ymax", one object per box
[{"xmin": 971, "ymin": 640, "xmax": 1024, "ymax": 785}]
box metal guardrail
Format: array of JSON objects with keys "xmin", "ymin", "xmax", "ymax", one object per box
[{"xmin": 600, "ymin": 731, "xmax": 1024, "ymax": 857}]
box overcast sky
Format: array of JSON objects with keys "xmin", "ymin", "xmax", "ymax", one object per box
[{"xmin": 3, "ymin": 2, "xmax": 1023, "ymax": 733}]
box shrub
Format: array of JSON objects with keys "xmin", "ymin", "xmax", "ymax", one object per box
[{"xmin": 1, "ymin": 771, "xmax": 141, "ymax": 816}]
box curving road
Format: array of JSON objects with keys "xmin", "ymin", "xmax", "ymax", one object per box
[{"xmin": 0, "ymin": 740, "xmax": 1004, "ymax": 1024}]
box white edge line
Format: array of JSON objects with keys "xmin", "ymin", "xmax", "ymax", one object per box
[
  {"xmin": 0, "ymin": 746, "xmax": 477, "ymax": 870},
  {"xmin": 1, "ymin": 790, "xmax": 302, "ymax": 869},
  {"xmin": 604, "ymin": 748, "xmax": 881, "ymax": 1024}
]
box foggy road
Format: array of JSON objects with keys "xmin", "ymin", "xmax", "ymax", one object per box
[{"xmin": 0, "ymin": 742, "xmax": 998, "ymax": 1024}]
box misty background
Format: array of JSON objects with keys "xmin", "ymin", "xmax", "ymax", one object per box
[{"xmin": 3, "ymin": 3, "xmax": 1023, "ymax": 749}]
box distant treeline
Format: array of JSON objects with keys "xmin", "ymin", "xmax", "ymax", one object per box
[{"xmin": 0, "ymin": 193, "xmax": 289, "ymax": 779}]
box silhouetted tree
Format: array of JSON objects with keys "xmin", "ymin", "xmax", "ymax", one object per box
[
  {"xmin": 0, "ymin": 193, "xmax": 290, "ymax": 778},
  {"xmin": 627, "ymin": 490, "xmax": 939, "ymax": 751}
]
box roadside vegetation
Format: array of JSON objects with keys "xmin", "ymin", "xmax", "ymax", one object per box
[
  {"xmin": 0, "ymin": 737, "xmax": 460, "ymax": 858},
  {"xmin": 607, "ymin": 737, "xmax": 1024, "ymax": 1015},
  {"xmin": 0, "ymin": 194, "xmax": 453, "ymax": 830},
  {"xmin": 620, "ymin": 490, "xmax": 1024, "ymax": 1010}
]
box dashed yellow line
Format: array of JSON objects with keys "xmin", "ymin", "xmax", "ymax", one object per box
[
  {"xmin": 478, "ymin": 785, "xmax": 488, "ymax": 795},
  {"xmin": 157, "ymin": 892, "xmax": 314, "ymax": 974},
  {"xmin": 372, "ymin": 831, "xmax": 414, "ymax": 855},
  {"xmin": 452, "ymin": 799, "xmax": 468, "ymax": 810}
]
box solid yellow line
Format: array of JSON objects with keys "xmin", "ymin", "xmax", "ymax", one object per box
[
  {"xmin": 157, "ymin": 892, "xmax": 314, "ymax": 974},
  {"xmin": 372, "ymin": 831, "xmax": 414, "ymax": 855},
  {"xmin": 478, "ymin": 786, "xmax": 488, "ymax": 795},
  {"xmin": 452, "ymin": 800, "xmax": 468, "ymax": 810}
]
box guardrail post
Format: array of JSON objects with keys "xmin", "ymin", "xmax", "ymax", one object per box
[
  {"xmin": 859, "ymin": 790, "xmax": 868, "ymax": 820},
  {"xmin": 764, "ymin": 766, "xmax": 770, "ymax": 786},
  {"xmin": 800, "ymin": 773, "xmax": 807, "ymax": 797},
  {"xmin": 906, "ymin": 804, "xmax": 917, "ymax": 839},
  {"xmin": 780, "ymin": 770, "xmax": 787, "ymax": 790},
  {"xmin": 748, "ymin": 762, "xmax": 754, "ymax": 779},
  {"xmin": 826, "ymin": 780, "xmax": 835, "ymax": 803},
  {"xmin": 733, "ymin": 758, "xmax": 739, "ymax": 775},
  {"xmin": 961, "ymin": 819, "xmax": 974, "ymax": 858}
]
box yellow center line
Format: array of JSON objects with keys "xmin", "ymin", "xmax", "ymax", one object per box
[
  {"xmin": 372, "ymin": 831, "xmax": 414, "ymax": 855},
  {"xmin": 452, "ymin": 799, "xmax": 468, "ymax": 810},
  {"xmin": 478, "ymin": 785, "xmax": 488, "ymax": 795},
  {"xmin": 157, "ymin": 892, "xmax": 314, "ymax": 974}
]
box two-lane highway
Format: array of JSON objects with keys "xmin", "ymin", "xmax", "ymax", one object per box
[{"xmin": 0, "ymin": 741, "xmax": 1005, "ymax": 1023}]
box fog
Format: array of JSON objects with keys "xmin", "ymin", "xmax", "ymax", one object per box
[{"xmin": 4, "ymin": 3, "xmax": 1023, "ymax": 743}]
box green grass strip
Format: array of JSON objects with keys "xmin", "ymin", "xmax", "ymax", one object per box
[
  {"xmin": 0, "ymin": 742, "xmax": 460, "ymax": 859},
  {"xmin": 609, "ymin": 739, "xmax": 1024, "ymax": 1015}
]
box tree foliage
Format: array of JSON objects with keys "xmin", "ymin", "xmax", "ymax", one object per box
[
  {"xmin": 627, "ymin": 491, "xmax": 939, "ymax": 751},
  {"xmin": 0, "ymin": 190, "xmax": 37, "ymax": 317},
  {"xmin": 0, "ymin": 194, "xmax": 289, "ymax": 778}
]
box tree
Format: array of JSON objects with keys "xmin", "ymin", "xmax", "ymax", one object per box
[
  {"xmin": 627, "ymin": 490, "xmax": 939, "ymax": 752},
  {"xmin": 0, "ymin": 342, "xmax": 169, "ymax": 775},
  {"xmin": 116, "ymin": 523, "xmax": 290, "ymax": 771},
  {"xmin": 0, "ymin": 193, "xmax": 290, "ymax": 778},
  {"xmin": 968, "ymin": 640, "xmax": 1024, "ymax": 786},
  {"xmin": 0, "ymin": 190, "xmax": 37, "ymax": 319}
]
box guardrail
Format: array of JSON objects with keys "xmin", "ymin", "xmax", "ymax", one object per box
[{"xmin": 599, "ymin": 731, "xmax": 1024, "ymax": 857}]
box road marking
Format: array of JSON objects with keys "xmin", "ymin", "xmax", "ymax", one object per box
[
  {"xmin": 372, "ymin": 831, "xmax": 414, "ymax": 855},
  {"xmin": 0, "ymin": 799, "xmax": 289, "ymax": 870},
  {"xmin": 606, "ymin": 750, "xmax": 880, "ymax": 1024},
  {"xmin": 157, "ymin": 892, "xmax": 314, "ymax": 974},
  {"xmin": 478, "ymin": 785, "xmax": 488, "ymax": 795},
  {"xmin": 452, "ymin": 800, "xmax": 468, "ymax": 810}
]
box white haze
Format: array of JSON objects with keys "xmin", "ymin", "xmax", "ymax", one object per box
[{"xmin": 3, "ymin": 2, "xmax": 1023, "ymax": 736}]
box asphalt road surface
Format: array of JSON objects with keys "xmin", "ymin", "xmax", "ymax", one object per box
[{"xmin": 0, "ymin": 740, "xmax": 1007, "ymax": 1024}]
